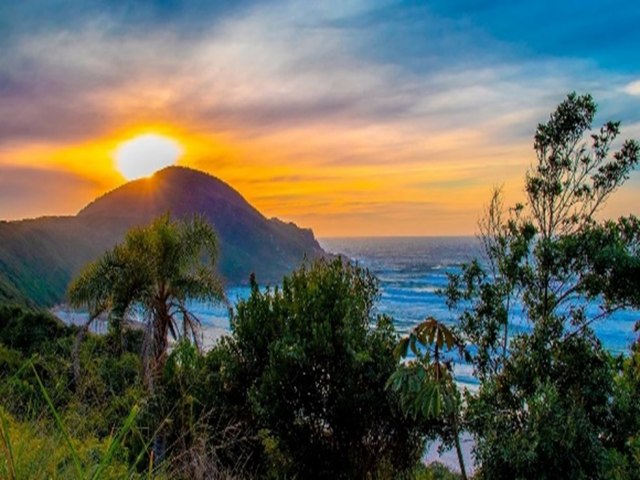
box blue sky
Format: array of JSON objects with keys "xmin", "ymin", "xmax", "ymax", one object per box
[{"xmin": 1, "ymin": 0, "xmax": 639, "ymax": 235}]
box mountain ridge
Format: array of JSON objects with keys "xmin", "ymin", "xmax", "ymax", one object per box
[{"xmin": 0, "ymin": 166, "xmax": 326, "ymax": 306}]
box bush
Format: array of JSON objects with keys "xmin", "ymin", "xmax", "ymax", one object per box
[
  {"xmin": 205, "ymin": 259, "xmax": 425, "ymax": 479},
  {"xmin": 413, "ymin": 462, "xmax": 462, "ymax": 480},
  {"xmin": 0, "ymin": 305, "xmax": 71, "ymax": 354}
]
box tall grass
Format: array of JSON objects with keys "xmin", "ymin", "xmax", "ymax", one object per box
[
  {"xmin": 0, "ymin": 359, "xmax": 154, "ymax": 480},
  {"xmin": 0, "ymin": 356, "xmax": 249, "ymax": 479}
]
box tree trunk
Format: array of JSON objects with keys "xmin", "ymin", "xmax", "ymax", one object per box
[
  {"xmin": 451, "ymin": 414, "xmax": 468, "ymax": 480},
  {"xmin": 108, "ymin": 314, "xmax": 124, "ymax": 356},
  {"xmin": 153, "ymin": 311, "xmax": 170, "ymax": 378},
  {"xmin": 150, "ymin": 303, "xmax": 170, "ymax": 467}
]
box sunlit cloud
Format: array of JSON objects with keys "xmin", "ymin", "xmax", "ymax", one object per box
[
  {"xmin": 1, "ymin": 0, "xmax": 638, "ymax": 234},
  {"xmin": 623, "ymin": 80, "xmax": 640, "ymax": 96}
]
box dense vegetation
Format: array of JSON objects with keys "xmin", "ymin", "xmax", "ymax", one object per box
[
  {"xmin": 1, "ymin": 94, "xmax": 639, "ymax": 479},
  {"xmin": 208, "ymin": 262, "xmax": 423, "ymax": 478},
  {"xmin": 0, "ymin": 261, "xmax": 447, "ymax": 479}
]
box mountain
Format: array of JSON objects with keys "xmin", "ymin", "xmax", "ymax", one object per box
[{"xmin": 0, "ymin": 166, "xmax": 326, "ymax": 306}]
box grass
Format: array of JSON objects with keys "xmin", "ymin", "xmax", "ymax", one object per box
[{"xmin": 0, "ymin": 359, "xmax": 155, "ymax": 480}]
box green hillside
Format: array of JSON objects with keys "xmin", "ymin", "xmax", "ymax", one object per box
[{"xmin": 0, "ymin": 167, "xmax": 326, "ymax": 306}]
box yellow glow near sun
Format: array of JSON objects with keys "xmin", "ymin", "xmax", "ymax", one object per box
[{"xmin": 114, "ymin": 133, "xmax": 183, "ymax": 180}]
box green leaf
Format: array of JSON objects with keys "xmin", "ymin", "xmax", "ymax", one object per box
[
  {"xmin": 395, "ymin": 337, "xmax": 410, "ymax": 360},
  {"xmin": 31, "ymin": 363, "xmax": 85, "ymax": 479},
  {"xmin": 90, "ymin": 405, "xmax": 140, "ymax": 480}
]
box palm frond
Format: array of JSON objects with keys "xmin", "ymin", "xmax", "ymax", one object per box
[{"xmin": 69, "ymin": 214, "xmax": 225, "ymax": 378}]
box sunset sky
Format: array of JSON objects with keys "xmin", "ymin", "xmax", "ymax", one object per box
[{"xmin": 1, "ymin": 0, "xmax": 639, "ymax": 236}]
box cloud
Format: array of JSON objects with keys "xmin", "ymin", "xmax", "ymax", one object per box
[
  {"xmin": 1, "ymin": 0, "xmax": 639, "ymax": 233},
  {"xmin": 0, "ymin": 1, "xmax": 267, "ymax": 44},
  {"xmin": 1, "ymin": 0, "xmax": 635, "ymax": 148},
  {"xmin": 623, "ymin": 80, "xmax": 640, "ymax": 96}
]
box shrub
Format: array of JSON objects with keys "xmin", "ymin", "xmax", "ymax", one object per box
[{"xmin": 206, "ymin": 259, "xmax": 425, "ymax": 478}]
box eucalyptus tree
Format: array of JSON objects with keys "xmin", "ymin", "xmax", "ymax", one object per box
[
  {"xmin": 68, "ymin": 214, "xmax": 225, "ymax": 381},
  {"xmin": 445, "ymin": 93, "xmax": 640, "ymax": 478}
]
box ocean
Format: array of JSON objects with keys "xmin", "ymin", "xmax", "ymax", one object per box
[
  {"xmin": 316, "ymin": 236, "xmax": 639, "ymax": 471},
  {"xmin": 187, "ymin": 236, "xmax": 640, "ymax": 391}
]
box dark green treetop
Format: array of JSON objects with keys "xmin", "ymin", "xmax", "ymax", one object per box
[{"xmin": 207, "ymin": 259, "xmax": 425, "ymax": 479}]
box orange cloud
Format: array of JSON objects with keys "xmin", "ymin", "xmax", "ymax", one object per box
[{"xmin": 1, "ymin": 1, "xmax": 639, "ymax": 235}]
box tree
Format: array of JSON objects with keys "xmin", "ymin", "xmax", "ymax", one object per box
[
  {"xmin": 606, "ymin": 330, "xmax": 640, "ymax": 479},
  {"xmin": 388, "ymin": 317, "xmax": 471, "ymax": 480},
  {"xmin": 445, "ymin": 93, "xmax": 640, "ymax": 478},
  {"xmin": 207, "ymin": 259, "xmax": 425, "ymax": 479},
  {"xmin": 68, "ymin": 214, "xmax": 225, "ymax": 381}
]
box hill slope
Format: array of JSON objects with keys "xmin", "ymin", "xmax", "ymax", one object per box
[{"xmin": 0, "ymin": 166, "xmax": 325, "ymax": 306}]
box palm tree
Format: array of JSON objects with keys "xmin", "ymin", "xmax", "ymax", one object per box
[{"xmin": 68, "ymin": 214, "xmax": 225, "ymax": 382}]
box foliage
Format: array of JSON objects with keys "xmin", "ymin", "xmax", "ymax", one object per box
[
  {"xmin": 388, "ymin": 318, "xmax": 471, "ymax": 479},
  {"xmin": 68, "ymin": 214, "xmax": 225, "ymax": 377},
  {"xmin": 412, "ymin": 462, "xmax": 463, "ymax": 480},
  {"xmin": 0, "ymin": 306, "xmax": 76, "ymax": 418},
  {"xmin": 141, "ymin": 340, "xmax": 253, "ymax": 479},
  {"xmin": 0, "ymin": 306, "xmax": 141, "ymax": 425},
  {"xmin": 0, "ymin": 305, "xmax": 71, "ymax": 354},
  {"xmin": 606, "ymin": 333, "xmax": 640, "ymax": 479},
  {"xmin": 465, "ymin": 332, "xmax": 616, "ymax": 479},
  {"xmin": 0, "ymin": 329, "xmax": 149, "ymax": 480},
  {"xmin": 1, "ymin": 95, "xmax": 638, "ymax": 478},
  {"xmin": 445, "ymin": 92, "xmax": 640, "ymax": 478},
  {"xmin": 207, "ymin": 259, "xmax": 424, "ymax": 479},
  {"xmin": 0, "ymin": 406, "xmax": 138, "ymax": 480}
]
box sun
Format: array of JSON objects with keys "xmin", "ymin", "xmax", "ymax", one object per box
[{"xmin": 114, "ymin": 133, "xmax": 183, "ymax": 180}]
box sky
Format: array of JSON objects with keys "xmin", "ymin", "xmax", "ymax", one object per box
[{"xmin": 1, "ymin": 0, "xmax": 639, "ymax": 236}]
